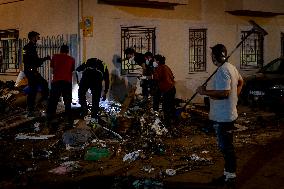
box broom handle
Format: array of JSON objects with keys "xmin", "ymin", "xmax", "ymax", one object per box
[
  {"xmin": 181, "ymin": 68, "xmax": 219, "ymax": 109},
  {"xmin": 181, "ymin": 31, "xmax": 254, "ymax": 110}
]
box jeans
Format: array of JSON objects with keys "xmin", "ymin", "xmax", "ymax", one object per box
[
  {"xmin": 213, "ymin": 121, "xmax": 236, "ymax": 173},
  {"xmin": 24, "ymin": 71, "xmax": 49, "ymax": 112}
]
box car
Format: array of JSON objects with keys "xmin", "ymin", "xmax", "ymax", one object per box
[{"xmin": 240, "ymin": 56, "xmax": 284, "ymax": 112}]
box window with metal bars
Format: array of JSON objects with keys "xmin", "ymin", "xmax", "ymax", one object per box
[
  {"xmin": 0, "ymin": 29, "xmax": 19, "ymax": 73},
  {"xmin": 121, "ymin": 26, "xmax": 155, "ymax": 75},
  {"xmin": 189, "ymin": 29, "xmax": 207, "ymax": 73},
  {"xmin": 240, "ymin": 31, "xmax": 264, "ymax": 69}
]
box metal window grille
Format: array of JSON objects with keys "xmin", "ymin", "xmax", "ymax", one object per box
[
  {"xmin": 189, "ymin": 29, "xmax": 207, "ymax": 72},
  {"xmin": 240, "ymin": 31, "xmax": 264, "ymax": 69},
  {"xmin": 281, "ymin": 32, "xmax": 284, "ymax": 57},
  {"xmin": 0, "ymin": 29, "xmax": 20, "ymax": 73},
  {"xmin": 0, "ymin": 39, "xmax": 20, "ymax": 73},
  {"xmin": 121, "ymin": 26, "xmax": 156, "ymax": 75}
]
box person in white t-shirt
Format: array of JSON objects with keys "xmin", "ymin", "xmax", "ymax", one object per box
[{"xmin": 196, "ymin": 44, "xmax": 243, "ymax": 187}]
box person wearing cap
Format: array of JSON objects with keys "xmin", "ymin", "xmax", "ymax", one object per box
[
  {"xmin": 46, "ymin": 44, "xmax": 75, "ymax": 130},
  {"xmin": 152, "ymin": 54, "xmax": 176, "ymax": 129},
  {"xmin": 196, "ymin": 44, "xmax": 243, "ymax": 187},
  {"xmin": 76, "ymin": 58, "xmax": 109, "ymax": 124},
  {"xmin": 23, "ymin": 31, "xmax": 51, "ymax": 117}
]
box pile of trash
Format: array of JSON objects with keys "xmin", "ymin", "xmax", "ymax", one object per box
[{"xmin": 0, "ymin": 80, "xmax": 220, "ymax": 189}]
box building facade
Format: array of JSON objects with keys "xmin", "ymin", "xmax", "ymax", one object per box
[{"xmin": 0, "ymin": 0, "xmax": 283, "ymax": 102}]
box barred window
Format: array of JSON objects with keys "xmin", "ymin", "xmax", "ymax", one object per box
[
  {"xmin": 240, "ymin": 31, "xmax": 264, "ymax": 69},
  {"xmin": 189, "ymin": 29, "xmax": 207, "ymax": 72},
  {"xmin": 121, "ymin": 26, "xmax": 156, "ymax": 75},
  {"xmin": 0, "ymin": 29, "xmax": 19, "ymax": 73}
]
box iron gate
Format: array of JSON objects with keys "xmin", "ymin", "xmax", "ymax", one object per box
[{"xmin": 121, "ymin": 26, "xmax": 156, "ymax": 75}]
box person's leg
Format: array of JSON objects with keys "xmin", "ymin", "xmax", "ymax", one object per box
[
  {"xmin": 25, "ymin": 71, "xmax": 38, "ymax": 114},
  {"xmin": 46, "ymin": 81, "xmax": 61, "ymax": 122},
  {"xmin": 62, "ymin": 81, "xmax": 73, "ymax": 127},
  {"xmin": 162, "ymin": 87, "xmax": 176, "ymax": 127},
  {"xmin": 38, "ymin": 75, "xmax": 49, "ymax": 102},
  {"xmin": 90, "ymin": 86, "xmax": 102, "ymax": 120},
  {"xmin": 213, "ymin": 122, "xmax": 236, "ymax": 181},
  {"xmin": 78, "ymin": 82, "xmax": 88, "ymax": 118},
  {"xmin": 141, "ymin": 79, "xmax": 149, "ymax": 100},
  {"xmin": 152, "ymin": 88, "xmax": 161, "ymax": 111}
]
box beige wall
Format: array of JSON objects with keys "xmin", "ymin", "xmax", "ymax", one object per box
[
  {"xmin": 0, "ymin": 0, "xmax": 284, "ymax": 102},
  {"xmin": 0, "ymin": 0, "xmax": 78, "ymax": 37}
]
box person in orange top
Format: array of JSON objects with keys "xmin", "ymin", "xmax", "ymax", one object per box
[
  {"xmin": 46, "ymin": 44, "xmax": 75, "ymax": 129},
  {"xmin": 153, "ymin": 54, "xmax": 176, "ymax": 128}
]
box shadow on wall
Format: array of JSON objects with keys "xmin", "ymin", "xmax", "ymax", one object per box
[{"xmin": 109, "ymin": 54, "xmax": 128, "ymax": 103}]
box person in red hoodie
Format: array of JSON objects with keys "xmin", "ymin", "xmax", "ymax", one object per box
[
  {"xmin": 153, "ymin": 54, "xmax": 176, "ymax": 128},
  {"xmin": 46, "ymin": 44, "xmax": 75, "ymax": 129}
]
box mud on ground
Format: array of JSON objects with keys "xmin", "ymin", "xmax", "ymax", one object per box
[{"xmin": 0, "ymin": 102, "xmax": 284, "ymax": 189}]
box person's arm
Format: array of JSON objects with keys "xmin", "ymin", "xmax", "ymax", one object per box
[
  {"xmin": 76, "ymin": 64, "xmax": 86, "ymax": 72},
  {"xmin": 196, "ymin": 86, "xmax": 230, "ymax": 100},
  {"xmin": 237, "ymin": 77, "xmax": 244, "ymax": 96},
  {"xmin": 141, "ymin": 62, "xmax": 147, "ymax": 75}
]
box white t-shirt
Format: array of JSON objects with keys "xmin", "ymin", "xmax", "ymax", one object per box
[{"xmin": 207, "ymin": 62, "xmax": 242, "ymax": 122}]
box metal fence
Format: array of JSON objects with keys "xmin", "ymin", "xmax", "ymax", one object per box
[{"xmin": 0, "ymin": 34, "xmax": 78, "ymax": 82}]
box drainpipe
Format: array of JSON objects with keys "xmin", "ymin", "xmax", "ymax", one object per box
[
  {"xmin": 78, "ymin": 0, "xmax": 81, "ymax": 66},
  {"xmin": 80, "ymin": 0, "xmax": 87, "ymax": 63}
]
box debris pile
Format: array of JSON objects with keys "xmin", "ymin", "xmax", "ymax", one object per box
[{"xmin": 1, "ymin": 81, "xmax": 283, "ymax": 188}]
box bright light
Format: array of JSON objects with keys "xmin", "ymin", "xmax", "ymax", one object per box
[{"xmin": 72, "ymin": 83, "xmax": 79, "ymax": 104}]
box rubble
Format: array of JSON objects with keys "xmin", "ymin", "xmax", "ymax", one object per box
[{"xmin": 1, "ymin": 79, "xmax": 284, "ymax": 188}]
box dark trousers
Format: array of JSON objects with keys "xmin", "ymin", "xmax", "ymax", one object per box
[
  {"xmin": 162, "ymin": 87, "xmax": 176, "ymax": 127},
  {"xmin": 24, "ymin": 71, "xmax": 49, "ymax": 112},
  {"xmin": 141, "ymin": 79, "xmax": 153, "ymax": 98},
  {"xmin": 78, "ymin": 82, "xmax": 102, "ymax": 119},
  {"xmin": 47, "ymin": 80, "xmax": 72, "ymax": 124},
  {"xmin": 213, "ymin": 121, "xmax": 237, "ymax": 173},
  {"xmin": 153, "ymin": 88, "xmax": 161, "ymax": 111}
]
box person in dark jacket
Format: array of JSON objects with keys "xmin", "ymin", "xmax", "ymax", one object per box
[
  {"xmin": 23, "ymin": 31, "xmax": 50, "ymax": 117},
  {"xmin": 76, "ymin": 58, "xmax": 109, "ymax": 123}
]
